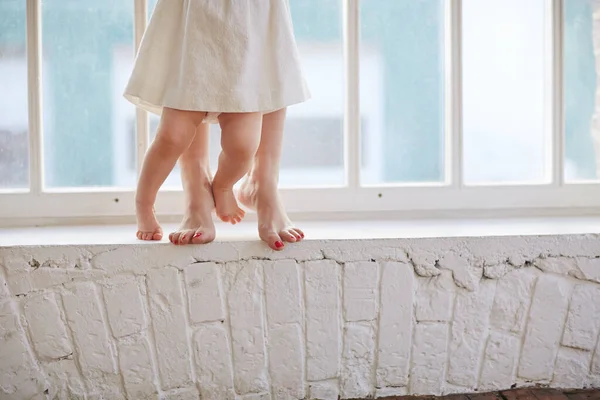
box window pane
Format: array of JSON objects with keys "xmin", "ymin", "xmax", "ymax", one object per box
[
  {"xmin": 462, "ymin": 0, "xmax": 550, "ymax": 185},
  {"xmin": 42, "ymin": 1, "xmax": 135, "ymax": 188},
  {"xmin": 0, "ymin": 0, "xmax": 28, "ymax": 190},
  {"xmin": 360, "ymin": 0, "xmax": 445, "ymax": 185},
  {"xmin": 564, "ymin": 0, "xmax": 599, "ymax": 181}
]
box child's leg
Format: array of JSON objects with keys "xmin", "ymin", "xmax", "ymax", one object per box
[
  {"xmin": 238, "ymin": 108, "xmax": 304, "ymax": 251},
  {"xmin": 168, "ymin": 122, "xmax": 216, "ymax": 245},
  {"xmin": 136, "ymin": 108, "xmax": 206, "ymax": 240},
  {"xmin": 212, "ymin": 112, "xmax": 262, "ymax": 223}
]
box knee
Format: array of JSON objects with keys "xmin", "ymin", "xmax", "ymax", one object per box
[
  {"xmin": 154, "ymin": 125, "xmax": 195, "ymax": 154},
  {"xmin": 222, "ymin": 134, "xmax": 260, "ymax": 162}
]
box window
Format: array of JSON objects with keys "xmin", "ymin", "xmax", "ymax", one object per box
[{"xmin": 1, "ymin": 0, "xmax": 600, "ymax": 224}]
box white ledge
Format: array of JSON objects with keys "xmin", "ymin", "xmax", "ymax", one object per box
[{"xmin": 1, "ymin": 216, "xmax": 600, "ymax": 247}]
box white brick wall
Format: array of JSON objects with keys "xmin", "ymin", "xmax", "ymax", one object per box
[{"xmin": 1, "ymin": 234, "xmax": 600, "ymax": 399}]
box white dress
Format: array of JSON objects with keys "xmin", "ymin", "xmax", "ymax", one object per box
[{"xmin": 124, "ymin": 0, "xmax": 311, "ymax": 122}]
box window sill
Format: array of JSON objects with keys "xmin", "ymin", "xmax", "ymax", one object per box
[{"xmin": 1, "ymin": 216, "xmax": 599, "ymax": 247}]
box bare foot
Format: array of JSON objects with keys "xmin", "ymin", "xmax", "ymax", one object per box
[
  {"xmin": 238, "ymin": 176, "xmax": 304, "ymax": 251},
  {"xmin": 212, "ymin": 185, "xmax": 245, "ymax": 224},
  {"xmin": 169, "ymin": 180, "xmax": 216, "ymax": 245},
  {"xmin": 136, "ymin": 203, "xmax": 163, "ymax": 241}
]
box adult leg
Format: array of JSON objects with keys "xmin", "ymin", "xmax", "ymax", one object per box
[{"xmin": 238, "ymin": 108, "xmax": 304, "ymax": 250}]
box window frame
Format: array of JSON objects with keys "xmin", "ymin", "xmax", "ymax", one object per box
[{"xmin": 2, "ymin": 0, "xmax": 599, "ymax": 227}]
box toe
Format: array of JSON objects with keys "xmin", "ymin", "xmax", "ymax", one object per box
[
  {"xmin": 178, "ymin": 230, "xmax": 193, "ymax": 245},
  {"xmin": 191, "ymin": 230, "xmax": 204, "ymax": 244},
  {"xmin": 136, "ymin": 231, "xmax": 142, "ymax": 240},
  {"xmin": 279, "ymin": 230, "xmax": 297, "ymax": 243},
  {"xmin": 290, "ymin": 228, "xmax": 304, "ymax": 241},
  {"xmin": 260, "ymin": 230, "xmax": 285, "ymax": 251},
  {"xmin": 152, "ymin": 231, "xmax": 163, "ymax": 241},
  {"xmin": 141, "ymin": 232, "xmax": 153, "ymax": 241},
  {"xmin": 170, "ymin": 231, "xmax": 182, "ymax": 245}
]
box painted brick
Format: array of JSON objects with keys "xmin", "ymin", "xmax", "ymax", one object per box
[
  {"xmin": 268, "ymin": 325, "xmax": 305, "ymax": 399},
  {"xmin": 562, "ymin": 284, "xmax": 600, "ymax": 350},
  {"xmin": 62, "ymin": 282, "xmax": 117, "ymax": 375},
  {"xmin": 490, "ymin": 268, "xmax": 538, "ymax": 333},
  {"xmin": 341, "ymin": 322, "xmax": 376, "ymax": 399},
  {"xmin": 43, "ymin": 359, "xmax": 86, "ymax": 399},
  {"xmin": 224, "ymin": 261, "xmax": 269, "ymax": 394},
  {"xmin": 146, "ymin": 267, "xmax": 193, "ymax": 390},
  {"xmin": 410, "ymin": 323, "xmax": 448, "ymax": 396},
  {"xmin": 518, "ymin": 275, "xmax": 572, "ymax": 381},
  {"xmin": 479, "ymin": 332, "xmax": 520, "ymax": 391},
  {"xmin": 193, "ymin": 324, "xmax": 236, "ymax": 400},
  {"xmin": 438, "ymin": 253, "xmax": 482, "ymax": 291},
  {"xmin": 343, "ymin": 261, "xmax": 378, "ymax": 322},
  {"xmin": 0, "ymin": 300, "xmax": 45, "ymax": 399},
  {"xmin": 447, "ymin": 280, "xmax": 497, "ymax": 387},
  {"xmin": 575, "ymin": 258, "xmax": 600, "ymax": 283},
  {"xmin": 592, "ymin": 332, "xmax": 600, "ymax": 375},
  {"xmin": 376, "ymin": 261, "xmax": 414, "ymax": 387},
  {"xmin": 551, "ymin": 347, "xmax": 591, "ymax": 389},
  {"xmin": 23, "ymin": 292, "xmax": 72, "ymax": 360},
  {"xmin": 305, "ymin": 260, "xmax": 341, "ymax": 381},
  {"xmin": 184, "ymin": 262, "xmax": 225, "ymax": 324},
  {"xmin": 0, "ymin": 270, "xmax": 9, "ymax": 298},
  {"xmin": 102, "ymin": 280, "xmax": 147, "ymax": 338},
  {"xmin": 118, "ymin": 336, "xmax": 157, "ymax": 399},
  {"xmin": 161, "ymin": 387, "xmax": 200, "ymax": 400},
  {"xmin": 308, "ymin": 380, "xmax": 339, "ymax": 400},
  {"xmin": 415, "ymin": 270, "xmax": 455, "ymax": 322},
  {"xmin": 264, "ymin": 259, "xmax": 302, "ymax": 325},
  {"xmin": 376, "ymin": 387, "xmax": 408, "ymax": 398}
]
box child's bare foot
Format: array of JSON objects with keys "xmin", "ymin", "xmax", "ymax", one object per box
[
  {"xmin": 238, "ymin": 175, "xmax": 304, "ymax": 251},
  {"xmin": 212, "ymin": 183, "xmax": 245, "ymax": 224},
  {"xmin": 169, "ymin": 176, "xmax": 216, "ymax": 245},
  {"xmin": 136, "ymin": 203, "xmax": 163, "ymax": 241}
]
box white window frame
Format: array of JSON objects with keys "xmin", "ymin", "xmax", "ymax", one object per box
[{"xmin": 1, "ymin": 0, "xmax": 600, "ymax": 227}]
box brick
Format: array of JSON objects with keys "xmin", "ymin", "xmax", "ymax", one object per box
[
  {"xmin": 501, "ymin": 389, "xmax": 538, "ymax": 400},
  {"xmin": 479, "ymin": 332, "xmax": 520, "ymax": 391},
  {"xmin": 224, "ymin": 261, "xmax": 269, "ymax": 394},
  {"xmin": 341, "ymin": 322, "xmax": 376, "ymax": 399},
  {"xmin": 43, "ymin": 359, "xmax": 86, "ymax": 399},
  {"xmin": 376, "ymin": 261, "xmax": 414, "ymax": 387},
  {"xmin": 0, "ymin": 270, "xmax": 9, "ymax": 298},
  {"xmin": 410, "ymin": 323, "xmax": 448, "ymax": 395},
  {"xmin": 308, "ymin": 380, "xmax": 339, "ymax": 400},
  {"xmin": 102, "ymin": 280, "xmax": 147, "ymax": 338},
  {"xmin": 552, "ymin": 347, "xmax": 591, "ymax": 389},
  {"xmin": 416, "ymin": 270, "xmax": 455, "ymax": 322},
  {"xmin": 575, "ymin": 258, "xmax": 600, "ymax": 284},
  {"xmin": 161, "ymin": 387, "xmax": 200, "ymax": 400},
  {"xmin": 184, "ymin": 262, "xmax": 225, "ymax": 324},
  {"xmin": 447, "ymin": 280, "xmax": 497, "ymax": 387},
  {"xmin": 118, "ymin": 337, "xmax": 157, "ymax": 399},
  {"xmin": 146, "ymin": 268, "xmax": 193, "ymax": 390},
  {"xmin": 23, "ymin": 292, "xmax": 72, "ymax": 360},
  {"xmin": 438, "ymin": 253, "xmax": 482, "ymax": 291},
  {"xmin": 268, "ymin": 325, "xmax": 305, "ymax": 399},
  {"xmin": 518, "ymin": 275, "xmax": 572, "ymax": 381},
  {"xmin": 375, "ymin": 387, "xmax": 408, "ymax": 398},
  {"xmin": 264, "ymin": 259, "xmax": 302, "ymax": 325},
  {"xmin": 62, "ymin": 282, "xmax": 117, "ymax": 375},
  {"xmin": 343, "ymin": 261, "xmax": 378, "ymax": 322},
  {"xmin": 193, "ymin": 324, "xmax": 235, "ymax": 400},
  {"xmin": 0, "ymin": 300, "xmax": 45, "ymax": 399},
  {"xmin": 305, "ymin": 260, "xmax": 341, "ymax": 381},
  {"xmin": 490, "ymin": 268, "xmax": 538, "ymax": 333},
  {"xmin": 592, "ymin": 332, "xmax": 600, "ymax": 375},
  {"xmin": 239, "ymin": 393, "xmax": 271, "ymax": 400},
  {"xmin": 534, "ymin": 257, "xmax": 578, "ymax": 275},
  {"xmin": 562, "ymin": 284, "xmax": 600, "ymax": 351}
]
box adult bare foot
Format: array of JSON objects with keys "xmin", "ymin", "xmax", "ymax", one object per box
[
  {"xmin": 169, "ymin": 178, "xmax": 216, "ymax": 245},
  {"xmin": 136, "ymin": 202, "xmax": 163, "ymax": 241},
  {"xmin": 238, "ymin": 175, "xmax": 304, "ymax": 251},
  {"xmin": 212, "ymin": 181, "xmax": 245, "ymax": 224}
]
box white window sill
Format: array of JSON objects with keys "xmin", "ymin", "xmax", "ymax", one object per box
[{"xmin": 1, "ymin": 216, "xmax": 599, "ymax": 247}]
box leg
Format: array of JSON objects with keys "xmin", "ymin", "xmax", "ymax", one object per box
[
  {"xmin": 238, "ymin": 108, "xmax": 304, "ymax": 250},
  {"xmin": 212, "ymin": 112, "xmax": 262, "ymax": 223},
  {"xmin": 135, "ymin": 108, "xmax": 205, "ymax": 240},
  {"xmin": 168, "ymin": 122, "xmax": 216, "ymax": 245}
]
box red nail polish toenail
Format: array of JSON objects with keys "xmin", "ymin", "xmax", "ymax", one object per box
[
  {"xmin": 300, "ymin": 233, "xmax": 305, "ymax": 238},
  {"xmin": 275, "ymin": 241, "xmax": 284, "ymax": 249},
  {"xmin": 193, "ymin": 233, "xmax": 202, "ymax": 238}
]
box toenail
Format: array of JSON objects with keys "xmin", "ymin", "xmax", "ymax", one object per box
[
  {"xmin": 275, "ymin": 241, "xmax": 284, "ymax": 249},
  {"xmin": 300, "ymin": 233, "xmax": 305, "ymax": 238},
  {"xmin": 193, "ymin": 233, "xmax": 202, "ymax": 238}
]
